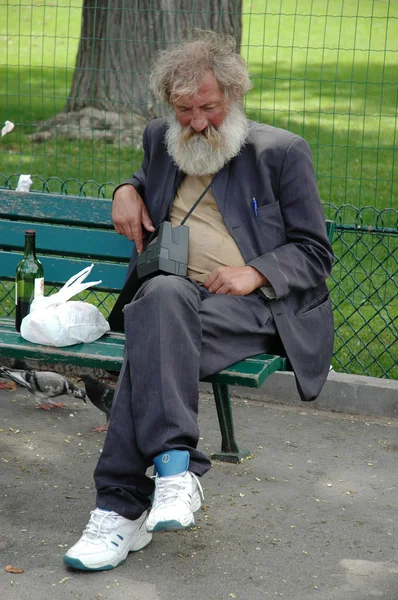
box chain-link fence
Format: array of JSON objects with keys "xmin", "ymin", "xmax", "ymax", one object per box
[
  {"xmin": 324, "ymin": 203, "xmax": 397, "ymax": 380},
  {"xmin": 1, "ymin": 2, "xmax": 397, "ymax": 378},
  {"xmin": 1, "ymin": 1, "xmax": 397, "ymax": 210}
]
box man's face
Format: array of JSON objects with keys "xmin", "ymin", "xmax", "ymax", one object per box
[
  {"xmin": 171, "ymin": 71, "xmax": 230, "ymax": 133},
  {"xmin": 165, "ymin": 72, "xmax": 248, "ymax": 176}
]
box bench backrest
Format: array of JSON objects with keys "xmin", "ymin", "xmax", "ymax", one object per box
[
  {"xmin": 0, "ymin": 190, "xmax": 133, "ymax": 291},
  {"xmin": 0, "ymin": 189, "xmax": 335, "ymax": 292}
]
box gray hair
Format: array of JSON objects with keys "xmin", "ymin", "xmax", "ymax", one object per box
[{"xmin": 150, "ymin": 29, "xmax": 252, "ymax": 105}]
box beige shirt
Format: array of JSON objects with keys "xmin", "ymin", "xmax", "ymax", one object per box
[{"xmin": 170, "ymin": 175, "xmax": 245, "ymax": 284}]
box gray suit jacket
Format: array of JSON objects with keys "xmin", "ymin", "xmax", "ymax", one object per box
[{"xmin": 109, "ymin": 118, "xmax": 334, "ymax": 401}]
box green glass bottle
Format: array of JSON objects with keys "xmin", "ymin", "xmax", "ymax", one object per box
[{"xmin": 15, "ymin": 230, "xmax": 44, "ymax": 332}]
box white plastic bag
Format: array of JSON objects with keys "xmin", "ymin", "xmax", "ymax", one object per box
[
  {"xmin": 15, "ymin": 174, "xmax": 33, "ymax": 192},
  {"xmin": 20, "ymin": 264, "xmax": 110, "ymax": 347},
  {"xmin": 2, "ymin": 120, "xmax": 15, "ymax": 136}
]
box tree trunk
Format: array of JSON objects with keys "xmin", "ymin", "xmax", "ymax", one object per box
[{"xmin": 66, "ymin": 0, "xmax": 242, "ymax": 118}]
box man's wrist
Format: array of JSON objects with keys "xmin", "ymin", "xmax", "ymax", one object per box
[
  {"xmin": 112, "ymin": 183, "xmax": 136, "ymax": 202},
  {"xmin": 247, "ymin": 266, "xmax": 269, "ymax": 287}
]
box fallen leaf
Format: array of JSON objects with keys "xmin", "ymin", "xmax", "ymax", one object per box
[{"xmin": 5, "ymin": 565, "xmax": 24, "ymax": 574}]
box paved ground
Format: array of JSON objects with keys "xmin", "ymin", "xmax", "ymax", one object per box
[{"xmin": 1, "ymin": 385, "xmax": 397, "ymax": 600}]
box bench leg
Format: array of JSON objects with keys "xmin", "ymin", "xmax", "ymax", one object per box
[{"xmin": 211, "ymin": 383, "xmax": 251, "ymax": 463}]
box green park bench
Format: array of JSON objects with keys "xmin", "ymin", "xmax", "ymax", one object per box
[{"xmin": 0, "ymin": 189, "xmax": 335, "ymax": 463}]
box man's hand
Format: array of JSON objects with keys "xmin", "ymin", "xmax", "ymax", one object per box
[
  {"xmin": 112, "ymin": 185, "xmax": 155, "ymax": 253},
  {"xmin": 203, "ymin": 266, "xmax": 269, "ymax": 296}
]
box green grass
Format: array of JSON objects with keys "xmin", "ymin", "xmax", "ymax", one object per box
[
  {"xmin": 0, "ymin": 0, "xmax": 397, "ymax": 378},
  {"xmin": 332, "ymin": 301, "xmax": 397, "ymax": 379},
  {"xmin": 0, "ymin": 0, "xmax": 143, "ymax": 187},
  {"xmin": 1, "ymin": 0, "xmax": 397, "ymax": 208},
  {"xmin": 241, "ymin": 0, "xmax": 398, "ymax": 212}
]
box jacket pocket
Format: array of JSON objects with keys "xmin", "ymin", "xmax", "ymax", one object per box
[
  {"xmin": 256, "ymin": 200, "xmax": 281, "ymax": 219},
  {"xmin": 254, "ymin": 201, "xmax": 287, "ymax": 250},
  {"xmin": 295, "ymin": 292, "xmax": 330, "ymax": 317}
]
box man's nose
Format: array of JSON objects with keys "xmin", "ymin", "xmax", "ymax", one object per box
[{"xmin": 190, "ymin": 110, "xmax": 208, "ymax": 132}]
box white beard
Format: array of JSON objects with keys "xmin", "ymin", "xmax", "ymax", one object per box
[{"xmin": 165, "ymin": 104, "xmax": 249, "ymax": 176}]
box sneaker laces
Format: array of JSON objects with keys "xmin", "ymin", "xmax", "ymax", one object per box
[
  {"xmin": 152, "ymin": 472, "xmax": 204, "ymax": 509},
  {"xmin": 82, "ymin": 509, "xmax": 120, "ymax": 541}
]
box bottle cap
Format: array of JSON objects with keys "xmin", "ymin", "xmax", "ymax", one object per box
[{"xmin": 25, "ymin": 230, "xmax": 36, "ymax": 235}]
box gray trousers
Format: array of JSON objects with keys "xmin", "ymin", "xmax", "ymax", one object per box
[{"xmin": 94, "ymin": 275, "xmax": 277, "ymax": 519}]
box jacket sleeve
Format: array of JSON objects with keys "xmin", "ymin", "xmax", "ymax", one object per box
[
  {"xmin": 247, "ymin": 136, "xmax": 333, "ymax": 298},
  {"xmin": 112, "ymin": 125, "xmax": 150, "ymax": 201}
]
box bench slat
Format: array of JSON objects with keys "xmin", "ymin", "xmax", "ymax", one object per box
[
  {"xmin": 0, "ymin": 220, "xmax": 133, "ymax": 261},
  {"xmin": 0, "ymin": 318, "xmax": 289, "ymax": 387},
  {"xmin": 1, "ymin": 251, "xmax": 128, "ymax": 290},
  {"xmin": 205, "ymin": 354, "xmax": 289, "ymax": 388},
  {"xmin": 0, "ymin": 328, "xmax": 125, "ymax": 370},
  {"xmin": 0, "ymin": 191, "xmax": 115, "ymax": 226}
]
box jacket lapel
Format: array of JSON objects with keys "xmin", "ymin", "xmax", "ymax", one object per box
[
  {"xmin": 161, "ymin": 164, "xmax": 185, "ymax": 221},
  {"xmin": 211, "ymin": 163, "xmax": 230, "ymax": 215}
]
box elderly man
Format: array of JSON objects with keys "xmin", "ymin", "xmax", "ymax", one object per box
[{"xmin": 64, "ymin": 30, "xmax": 333, "ymax": 571}]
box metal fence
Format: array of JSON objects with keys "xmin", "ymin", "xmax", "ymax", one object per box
[
  {"xmin": 324, "ymin": 203, "xmax": 397, "ymax": 380},
  {"xmin": 0, "ymin": 1, "xmax": 397, "ymax": 210},
  {"xmin": 0, "ymin": 1, "xmax": 397, "ymax": 378}
]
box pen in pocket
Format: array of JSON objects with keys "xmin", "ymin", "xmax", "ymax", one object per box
[{"xmin": 252, "ymin": 197, "xmax": 258, "ymax": 218}]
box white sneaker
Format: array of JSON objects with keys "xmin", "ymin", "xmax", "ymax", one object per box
[
  {"xmin": 147, "ymin": 470, "xmax": 204, "ymax": 532},
  {"xmin": 63, "ymin": 508, "xmax": 152, "ymax": 571}
]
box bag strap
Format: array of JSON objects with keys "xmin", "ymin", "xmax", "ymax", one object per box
[
  {"xmin": 180, "ymin": 179, "xmax": 213, "ymax": 225},
  {"xmin": 143, "ymin": 177, "xmax": 213, "ymax": 252},
  {"xmin": 166, "ymin": 175, "xmax": 213, "ymax": 225}
]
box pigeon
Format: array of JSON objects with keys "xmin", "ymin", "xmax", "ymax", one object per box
[
  {"xmin": 0, "ymin": 359, "xmax": 29, "ymax": 389},
  {"xmin": 0, "ymin": 366, "xmax": 86, "ymax": 410},
  {"xmin": 79, "ymin": 374, "xmax": 114, "ymax": 432}
]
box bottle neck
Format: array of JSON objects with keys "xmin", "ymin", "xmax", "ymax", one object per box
[{"xmin": 24, "ymin": 234, "xmax": 37, "ymax": 258}]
